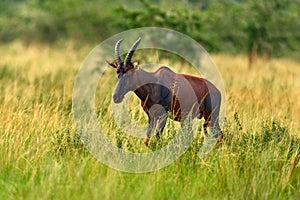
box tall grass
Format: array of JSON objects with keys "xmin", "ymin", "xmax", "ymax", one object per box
[{"xmin": 0, "ymin": 42, "xmax": 299, "ymax": 199}]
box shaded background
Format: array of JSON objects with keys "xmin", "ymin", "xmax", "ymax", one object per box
[{"xmin": 1, "ymin": 0, "xmax": 300, "ymax": 66}]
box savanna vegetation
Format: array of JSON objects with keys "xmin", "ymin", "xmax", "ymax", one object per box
[
  {"xmin": 1, "ymin": 0, "xmax": 300, "ymax": 63},
  {"xmin": 1, "ymin": 41, "xmax": 299, "ymax": 199},
  {"xmin": 0, "ymin": 0, "xmax": 299, "ymax": 199}
]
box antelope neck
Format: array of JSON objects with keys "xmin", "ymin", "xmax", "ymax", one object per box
[{"xmin": 133, "ymin": 69, "xmax": 156, "ymax": 102}]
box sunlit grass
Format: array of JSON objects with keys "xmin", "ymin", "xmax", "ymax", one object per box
[{"xmin": 0, "ymin": 42, "xmax": 299, "ymax": 199}]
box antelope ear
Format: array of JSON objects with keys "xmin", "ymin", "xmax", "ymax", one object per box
[
  {"xmin": 133, "ymin": 61, "xmax": 139, "ymax": 68},
  {"xmin": 106, "ymin": 60, "xmax": 118, "ymax": 68}
]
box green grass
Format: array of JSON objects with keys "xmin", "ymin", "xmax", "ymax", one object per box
[{"xmin": 0, "ymin": 42, "xmax": 299, "ymax": 199}]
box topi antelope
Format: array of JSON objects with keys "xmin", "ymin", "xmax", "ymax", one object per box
[{"xmin": 107, "ymin": 37, "xmax": 223, "ymax": 146}]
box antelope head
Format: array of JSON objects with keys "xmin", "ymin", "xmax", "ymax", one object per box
[{"xmin": 107, "ymin": 37, "xmax": 141, "ymax": 103}]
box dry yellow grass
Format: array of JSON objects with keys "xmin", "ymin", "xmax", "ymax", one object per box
[
  {"xmin": 0, "ymin": 42, "xmax": 299, "ymax": 199},
  {"xmin": 214, "ymin": 54, "xmax": 300, "ymax": 135}
]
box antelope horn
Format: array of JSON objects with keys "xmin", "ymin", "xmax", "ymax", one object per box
[
  {"xmin": 125, "ymin": 37, "xmax": 141, "ymax": 64},
  {"xmin": 115, "ymin": 39, "xmax": 123, "ymax": 64}
]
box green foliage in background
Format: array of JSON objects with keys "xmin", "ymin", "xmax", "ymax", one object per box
[
  {"xmin": 0, "ymin": 0, "xmax": 299, "ymax": 59},
  {"xmin": 0, "ymin": 0, "xmax": 116, "ymax": 43},
  {"xmin": 116, "ymin": 0, "xmax": 300, "ymax": 61}
]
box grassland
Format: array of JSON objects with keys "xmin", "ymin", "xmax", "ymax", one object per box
[{"xmin": 0, "ymin": 41, "xmax": 299, "ymax": 199}]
